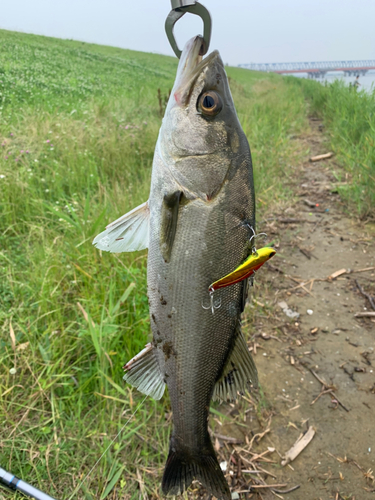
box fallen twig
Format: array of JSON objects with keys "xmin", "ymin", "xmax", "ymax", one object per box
[
  {"xmin": 287, "ymin": 275, "xmax": 306, "ymax": 284},
  {"xmin": 328, "ymin": 268, "xmax": 347, "ymax": 280},
  {"xmin": 250, "ymin": 450, "xmax": 275, "ymax": 463},
  {"xmin": 212, "ymin": 432, "xmax": 243, "ymax": 444},
  {"xmin": 310, "ymin": 217, "xmax": 322, "ymax": 233},
  {"xmin": 331, "ymin": 392, "xmax": 350, "ymax": 412},
  {"xmin": 303, "ymin": 198, "xmax": 316, "ymax": 208},
  {"xmin": 242, "ymin": 474, "xmax": 300, "ymax": 499},
  {"xmin": 135, "ymin": 432, "xmax": 159, "ymax": 453},
  {"xmin": 355, "ymin": 279, "xmax": 375, "ymax": 311},
  {"xmin": 248, "ymin": 418, "xmax": 272, "ymax": 447},
  {"xmin": 279, "ymin": 218, "xmax": 315, "ymax": 224},
  {"xmin": 250, "ymin": 484, "xmax": 287, "ymax": 489},
  {"xmin": 272, "ymin": 484, "xmax": 301, "ymax": 494},
  {"xmin": 305, "ymin": 367, "xmax": 350, "ymax": 411},
  {"xmin": 355, "ymin": 312, "xmax": 375, "ymax": 318},
  {"xmin": 351, "ymin": 266, "xmax": 375, "ymax": 273},
  {"xmin": 309, "ymin": 368, "xmax": 331, "ymax": 387},
  {"xmin": 260, "ymin": 217, "xmax": 315, "ymax": 224},
  {"xmin": 287, "ymin": 278, "xmax": 315, "ymax": 296},
  {"xmin": 266, "ymin": 263, "xmax": 284, "ymax": 274},
  {"xmin": 311, "ymin": 388, "xmax": 334, "ymax": 405},
  {"xmin": 252, "ymin": 465, "xmax": 277, "ymax": 479},
  {"xmin": 310, "ymin": 152, "xmax": 333, "ymax": 162},
  {"xmin": 281, "ymin": 426, "xmax": 315, "ymax": 466},
  {"xmin": 298, "ymin": 247, "xmax": 311, "ymax": 260},
  {"xmin": 260, "ymin": 333, "xmax": 282, "ymax": 342},
  {"xmin": 236, "ymin": 447, "xmax": 276, "ymax": 464}
]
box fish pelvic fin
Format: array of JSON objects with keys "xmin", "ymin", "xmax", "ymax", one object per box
[
  {"xmin": 92, "ymin": 201, "xmax": 149, "ymax": 253},
  {"xmin": 213, "ymin": 326, "xmax": 258, "ymax": 403},
  {"xmin": 162, "ymin": 436, "xmax": 230, "ymax": 499},
  {"xmin": 123, "ymin": 343, "xmax": 165, "ymax": 400}
]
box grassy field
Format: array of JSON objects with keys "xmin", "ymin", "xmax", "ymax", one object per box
[
  {"xmin": 0, "ymin": 28, "xmax": 311, "ymax": 499},
  {"xmin": 288, "ymin": 76, "xmax": 375, "ymax": 219}
]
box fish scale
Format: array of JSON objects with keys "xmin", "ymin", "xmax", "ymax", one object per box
[{"xmin": 149, "ymin": 156, "xmax": 249, "ymax": 453}]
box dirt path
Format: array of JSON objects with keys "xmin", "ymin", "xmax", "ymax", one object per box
[{"xmin": 207, "ymin": 119, "xmax": 375, "ymax": 500}]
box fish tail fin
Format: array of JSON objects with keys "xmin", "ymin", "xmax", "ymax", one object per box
[{"xmin": 162, "ymin": 436, "xmax": 230, "ymax": 499}]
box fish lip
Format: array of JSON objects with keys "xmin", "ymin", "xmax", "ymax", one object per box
[
  {"xmin": 188, "ymin": 49, "xmax": 220, "ymax": 82},
  {"xmin": 174, "ymin": 36, "xmax": 221, "ymax": 106}
]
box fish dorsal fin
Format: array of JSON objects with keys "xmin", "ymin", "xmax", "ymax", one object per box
[
  {"xmin": 92, "ymin": 201, "xmax": 149, "ymax": 253},
  {"xmin": 123, "ymin": 343, "xmax": 165, "ymax": 400},
  {"xmin": 213, "ymin": 327, "xmax": 258, "ymax": 403},
  {"xmin": 160, "ymin": 191, "xmax": 182, "ymax": 262}
]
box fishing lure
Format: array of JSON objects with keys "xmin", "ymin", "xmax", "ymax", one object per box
[{"xmin": 208, "ymin": 247, "xmax": 276, "ymax": 293}]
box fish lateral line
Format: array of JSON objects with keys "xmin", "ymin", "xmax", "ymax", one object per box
[{"xmin": 209, "ymin": 247, "xmax": 276, "ymax": 292}]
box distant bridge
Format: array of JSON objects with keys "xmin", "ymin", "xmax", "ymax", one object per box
[{"xmin": 238, "ymin": 60, "xmax": 375, "ymax": 78}]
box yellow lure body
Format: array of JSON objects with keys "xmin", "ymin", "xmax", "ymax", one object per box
[{"xmin": 209, "ymin": 247, "xmax": 276, "ymax": 292}]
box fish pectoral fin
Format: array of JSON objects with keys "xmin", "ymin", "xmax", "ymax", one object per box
[
  {"xmin": 123, "ymin": 343, "xmax": 165, "ymax": 400},
  {"xmin": 213, "ymin": 327, "xmax": 258, "ymax": 403},
  {"xmin": 92, "ymin": 201, "xmax": 149, "ymax": 253},
  {"xmin": 160, "ymin": 191, "xmax": 182, "ymax": 262}
]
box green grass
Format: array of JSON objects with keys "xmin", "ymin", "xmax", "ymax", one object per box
[
  {"xmin": 0, "ymin": 29, "xmax": 309, "ymax": 499},
  {"xmin": 288, "ymin": 76, "xmax": 375, "ymax": 218}
]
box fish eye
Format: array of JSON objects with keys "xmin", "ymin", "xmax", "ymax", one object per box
[{"xmin": 198, "ymin": 91, "xmax": 222, "ymax": 117}]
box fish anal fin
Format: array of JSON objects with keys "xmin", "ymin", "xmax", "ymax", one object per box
[
  {"xmin": 160, "ymin": 191, "xmax": 182, "ymax": 263},
  {"xmin": 123, "ymin": 343, "xmax": 165, "ymax": 400},
  {"xmin": 213, "ymin": 327, "xmax": 258, "ymax": 403},
  {"xmin": 92, "ymin": 201, "xmax": 149, "ymax": 253}
]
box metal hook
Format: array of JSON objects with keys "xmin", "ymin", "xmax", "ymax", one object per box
[
  {"xmin": 247, "ymin": 225, "xmax": 267, "ymax": 253},
  {"xmin": 165, "ymin": 1, "xmax": 212, "ymax": 58},
  {"xmin": 202, "ymin": 289, "xmax": 221, "ymax": 314}
]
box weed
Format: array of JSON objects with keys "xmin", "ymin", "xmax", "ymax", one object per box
[
  {"xmin": 0, "ymin": 29, "xmax": 308, "ymax": 498},
  {"xmin": 288, "ymin": 76, "xmax": 375, "ymax": 218}
]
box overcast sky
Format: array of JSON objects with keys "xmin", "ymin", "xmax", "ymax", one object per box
[{"xmin": 1, "ymin": 0, "xmax": 375, "ymax": 66}]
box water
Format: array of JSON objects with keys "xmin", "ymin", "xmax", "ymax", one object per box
[{"xmin": 291, "ymin": 70, "xmax": 375, "ymax": 93}]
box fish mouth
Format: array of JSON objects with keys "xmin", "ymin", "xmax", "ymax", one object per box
[{"xmin": 173, "ymin": 35, "xmax": 220, "ymax": 106}]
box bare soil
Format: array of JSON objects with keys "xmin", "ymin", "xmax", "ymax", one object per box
[{"xmin": 205, "ymin": 119, "xmax": 375, "ymax": 500}]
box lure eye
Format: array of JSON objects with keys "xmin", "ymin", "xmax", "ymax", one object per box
[{"xmin": 198, "ymin": 91, "xmax": 222, "ymax": 117}]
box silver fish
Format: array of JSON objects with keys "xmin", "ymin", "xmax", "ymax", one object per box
[{"xmin": 93, "ymin": 35, "xmax": 257, "ymax": 499}]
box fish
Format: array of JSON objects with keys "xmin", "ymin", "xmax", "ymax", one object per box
[{"xmin": 93, "ymin": 35, "xmax": 258, "ymax": 499}]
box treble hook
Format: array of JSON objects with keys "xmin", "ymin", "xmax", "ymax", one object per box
[
  {"xmin": 165, "ymin": 0, "xmax": 212, "ymax": 58},
  {"xmin": 202, "ymin": 287, "xmax": 221, "ymax": 314},
  {"xmin": 247, "ymin": 225, "xmax": 267, "ymax": 253}
]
